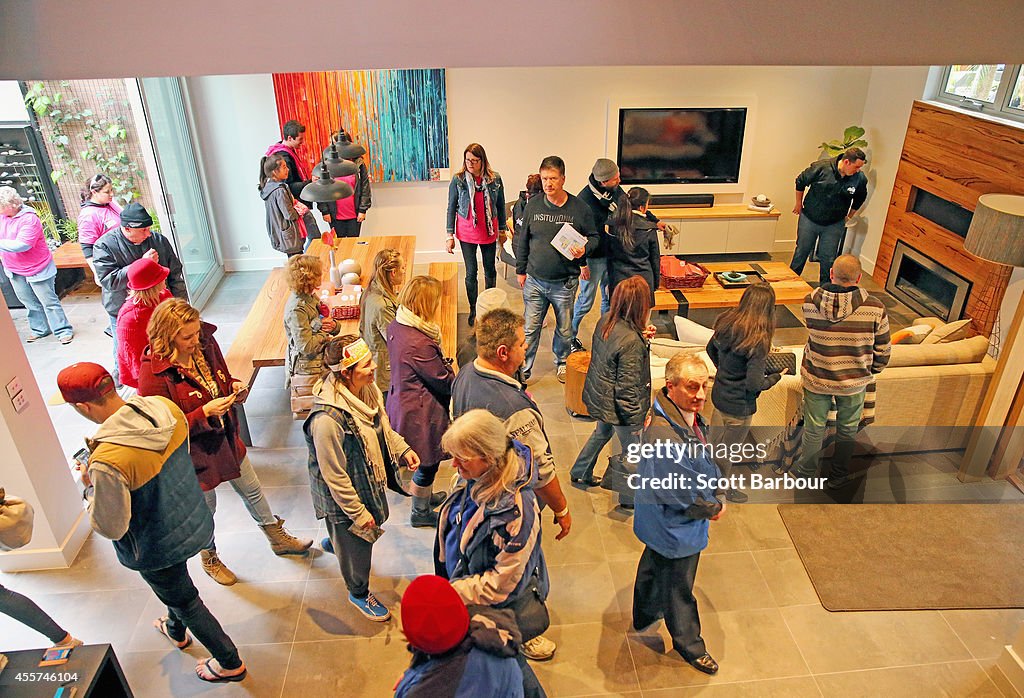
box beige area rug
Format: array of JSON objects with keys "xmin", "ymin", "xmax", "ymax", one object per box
[{"xmin": 777, "ymin": 504, "xmax": 1024, "ymax": 611}]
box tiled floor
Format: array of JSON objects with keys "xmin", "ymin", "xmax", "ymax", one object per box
[{"xmin": 3, "ymin": 254, "xmax": 1023, "ymax": 697}]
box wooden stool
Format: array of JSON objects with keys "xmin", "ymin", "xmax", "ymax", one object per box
[{"xmin": 564, "ymin": 351, "xmax": 591, "ymax": 417}]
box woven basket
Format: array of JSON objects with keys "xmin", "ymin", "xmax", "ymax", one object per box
[
  {"xmin": 660, "ymin": 258, "xmax": 710, "ymax": 289},
  {"xmin": 331, "ymin": 305, "xmax": 360, "ymax": 320}
]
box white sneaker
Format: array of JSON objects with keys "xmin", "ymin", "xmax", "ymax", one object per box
[
  {"xmin": 556, "ymin": 365, "xmax": 567, "ymax": 383},
  {"xmin": 522, "ymin": 634, "xmax": 556, "ymax": 661}
]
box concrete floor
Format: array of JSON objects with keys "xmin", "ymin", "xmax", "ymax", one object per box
[{"xmin": 2, "ymin": 254, "xmax": 1022, "ymax": 697}]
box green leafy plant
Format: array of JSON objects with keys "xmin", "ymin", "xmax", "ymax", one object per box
[
  {"xmin": 56, "ymin": 217, "xmax": 79, "ymax": 242},
  {"xmin": 30, "ymin": 202, "xmax": 61, "ymax": 245},
  {"xmin": 23, "ymin": 81, "xmax": 145, "ymax": 206},
  {"xmin": 819, "ymin": 125, "xmax": 868, "ymax": 158}
]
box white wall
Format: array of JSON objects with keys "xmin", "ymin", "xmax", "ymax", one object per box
[
  {"xmin": 190, "ymin": 66, "xmax": 881, "ymax": 269},
  {"xmin": 0, "ymin": 80, "xmax": 29, "ymax": 121},
  {"xmin": 850, "ymin": 66, "xmax": 932, "ymax": 272}
]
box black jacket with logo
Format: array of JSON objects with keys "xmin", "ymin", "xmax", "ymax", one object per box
[{"xmin": 795, "ymin": 156, "xmax": 868, "ymax": 226}]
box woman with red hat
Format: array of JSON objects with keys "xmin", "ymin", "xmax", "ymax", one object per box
[
  {"xmin": 115, "ymin": 257, "xmax": 172, "ymax": 390},
  {"xmin": 394, "ymin": 574, "xmax": 528, "ymax": 697}
]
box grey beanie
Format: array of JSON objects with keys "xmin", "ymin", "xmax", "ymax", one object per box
[
  {"xmin": 120, "ymin": 202, "xmax": 154, "ymax": 228},
  {"xmin": 592, "ymin": 158, "xmax": 619, "ymax": 182},
  {"xmin": 475, "ymin": 288, "xmax": 511, "ymax": 321}
]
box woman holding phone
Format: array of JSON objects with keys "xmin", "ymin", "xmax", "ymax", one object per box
[{"xmin": 138, "ymin": 298, "xmax": 312, "ymax": 586}]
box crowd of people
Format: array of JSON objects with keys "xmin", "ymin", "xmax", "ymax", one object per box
[{"xmin": 1, "ymin": 129, "xmax": 889, "ymax": 694}]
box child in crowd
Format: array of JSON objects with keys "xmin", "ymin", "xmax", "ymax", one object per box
[
  {"xmin": 284, "ymin": 254, "xmax": 338, "ymax": 415},
  {"xmin": 259, "ymin": 153, "xmax": 304, "ymax": 256},
  {"xmin": 706, "ymin": 282, "xmax": 785, "ymax": 502}
]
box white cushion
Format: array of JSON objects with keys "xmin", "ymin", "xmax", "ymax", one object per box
[{"xmin": 673, "ymin": 315, "xmax": 714, "ymax": 345}]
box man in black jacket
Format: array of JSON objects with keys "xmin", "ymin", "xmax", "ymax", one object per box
[
  {"xmin": 789, "ymin": 147, "xmax": 868, "ymax": 285},
  {"xmin": 515, "ymin": 155, "xmax": 597, "ymax": 383},
  {"xmin": 92, "ymin": 202, "xmax": 187, "ymax": 385}
]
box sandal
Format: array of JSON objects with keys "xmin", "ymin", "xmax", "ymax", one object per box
[
  {"xmin": 196, "ymin": 658, "xmax": 247, "ymax": 683},
  {"xmin": 153, "ymin": 617, "xmax": 192, "ymax": 650}
]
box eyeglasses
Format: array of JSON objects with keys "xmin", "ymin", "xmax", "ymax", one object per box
[{"xmin": 465, "ymin": 156, "xmax": 482, "ymax": 164}]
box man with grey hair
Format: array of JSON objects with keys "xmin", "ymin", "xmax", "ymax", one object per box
[
  {"xmin": 632, "ymin": 351, "xmax": 723, "ymax": 675},
  {"xmin": 795, "ymin": 254, "xmax": 890, "ymax": 487},
  {"xmin": 0, "ymin": 186, "xmax": 74, "ymax": 343}
]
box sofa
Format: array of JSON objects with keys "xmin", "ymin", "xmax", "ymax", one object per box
[{"xmin": 649, "ymin": 317, "xmax": 996, "ymax": 464}]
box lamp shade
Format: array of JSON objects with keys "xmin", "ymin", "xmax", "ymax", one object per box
[
  {"xmin": 322, "ymin": 140, "xmax": 366, "ymax": 161},
  {"xmin": 319, "ymin": 155, "xmax": 359, "ymax": 178},
  {"xmin": 964, "ymin": 194, "xmax": 1024, "ymax": 267},
  {"xmin": 300, "ymin": 162, "xmax": 354, "ymax": 202}
]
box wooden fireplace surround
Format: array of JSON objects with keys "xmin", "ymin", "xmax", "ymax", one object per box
[{"xmin": 872, "ymin": 101, "xmax": 1024, "ymax": 337}]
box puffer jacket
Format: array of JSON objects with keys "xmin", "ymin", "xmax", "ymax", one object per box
[
  {"xmin": 284, "ymin": 291, "xmax": 338, "ymax": 387},
  {"xmin": 435, "ymin": 441, "xmax": 548, "ymax": 611},
  {"xmin": 260, "ymin": 180, "xmax": 303, "ymax": 255},
  {"xmin": 582, "ymin": 315, "xmax": 651, "ymax": 426}
]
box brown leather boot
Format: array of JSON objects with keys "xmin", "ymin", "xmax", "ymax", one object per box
[
  {"xmin": 200, "ymin": 549, "xmax": 237, "ymax": 586},
  {"xmin": 259, "ymin": 516, "xmax": 313, "ymax": 555}
]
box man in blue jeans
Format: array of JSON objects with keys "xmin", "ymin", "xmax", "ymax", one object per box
[
  {"xmin": 515, "ymin": 155, "xmax": 597, "ymax": 383},
  {"xmin": 789, "ymin": 147, "xmax": 868, "ymax": 286},
  {"xmin": 794, "ymin": 255, "xmax": 890, "ymax": 488}
]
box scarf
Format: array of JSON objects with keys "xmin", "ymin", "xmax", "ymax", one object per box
[
  {"xmin": 588, "ymin": 176, "xmax": 618, "ymax": 215},
  {"xmin": 464, "ymin": 172, "xmax": 495, "ymax": 237},
  {"xmin": 265, "ymin": 142, "xmax": 310, "ymax": 181},
  {"xmin": 396, "ymin": 304, "xmax": 442, "ymax": 345},
  {"xmin": 321, "ymin": 375, "xmax": 389, "ymax": 486}
]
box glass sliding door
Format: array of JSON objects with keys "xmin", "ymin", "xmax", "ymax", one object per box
[{"xmin": 136, "ymin": 77, "xmax": 222, "ymax": 307}]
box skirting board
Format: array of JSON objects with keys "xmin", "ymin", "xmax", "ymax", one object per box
[
  {"xmin": 0, "ymin": 507, "xmax": 91, "ymax": 572},
  {"xmin": 996, "ymin": 645, "xmax": 1024, "ymax": 697}
]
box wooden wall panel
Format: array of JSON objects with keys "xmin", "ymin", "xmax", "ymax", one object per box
[{"xmin": 872, "ymin": 101, "xmax": 1024, "ymax": 337}]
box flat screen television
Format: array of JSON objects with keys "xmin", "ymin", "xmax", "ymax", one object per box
[{"xmin": 617, "ymin": 107, "xmax": 747, "ymax": 185}]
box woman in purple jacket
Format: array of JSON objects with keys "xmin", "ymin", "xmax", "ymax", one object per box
[{"xmin": 385, "ymin": 275, "xmax": 455, "ymax": 527}]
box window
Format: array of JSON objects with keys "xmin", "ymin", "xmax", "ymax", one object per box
[{"xmin": 935, "ymin": 64, "xmax": 1024, "ymax": 124}]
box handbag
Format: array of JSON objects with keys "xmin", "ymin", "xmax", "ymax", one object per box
[
  {"xmin": 0, "ymin": 487, "xmax": 35, "ymax": 551},
  {"xmin": 509, "ymin": 569, "xmax": 550, "ymax": 643},
  {"xmin": 765, "ymin": 351, "xmax": 797, "ymax": 376}
]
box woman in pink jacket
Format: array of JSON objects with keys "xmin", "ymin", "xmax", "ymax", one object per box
[
  {"xmin": 0, "ymin": 187, "xmax": 74, "ymax": 344},
  {"xmin": 76, "ymin": 174, "xmax": 123, "ymax": 261}
]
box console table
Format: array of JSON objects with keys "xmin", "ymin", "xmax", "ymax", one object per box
[{"xmin": 649, "ymin": 204, "xmax": 780, "ymax": 255}]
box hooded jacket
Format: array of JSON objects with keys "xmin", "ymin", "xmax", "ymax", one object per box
[
  {"xmin": 92, "ymin": 228, "xmax": 186, "ymax": 317},
  {"xmin": 0, "ymin": 205, "xmax": 54, "ymax": 278},
  {"xmin": 85, "ymin": 395, "xmax": 213, "ymax": 571},
  {"xmin": 395, "ymin": 606, "xmax": 524, "ymax": 698},
  {"xmin": 435, "ymin": 441, "xmax": 549, "ymax": 611},
  {"xmin": 582, "ymin": 315, "xmax": 651, "ymax": 426},
  {"xmin": 801, "ymin": 284, "xmax": 891, "ymax": 396},
  {"xmin": 260, "ymin": 180, "xmax": 303, "ymax": 255},
  {"xmin": 633, "ymin": 389, "xmax": 722, "ymax": 559},
  {"xmin": 77, "ymin": 200, "xmax": 123, "ymax": 248}
]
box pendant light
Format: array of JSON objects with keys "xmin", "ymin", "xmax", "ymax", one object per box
[
  {"xmin": 320, "ymin": 142, "xmax": 359, "ymax": 177},
  {"xmin": 300, "ymin": 161, "xmax": 354, "ymax": 202},
  {"xmin": 322, "ymin": 129, "xmax": 367, "ymax": 160}
]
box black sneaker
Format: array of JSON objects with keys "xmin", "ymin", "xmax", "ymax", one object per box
[
  {"xmin": 725, "ymin": 488, "xmax": 748, "ymax": 503},
  {"xmin": 570, "ymin": 337, "xmax": 585, "ymax": 353}
]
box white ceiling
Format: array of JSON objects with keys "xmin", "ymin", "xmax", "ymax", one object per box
[{"xmin": 3, "ymin": 0, "xmax": 1024, "ymax": 79}]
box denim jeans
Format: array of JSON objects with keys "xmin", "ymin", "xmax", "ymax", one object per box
[
  {"xmin": 108, "ymin": 314, "xmax": 120, "ymax": 386},
  {"xmin": 522, "ymin": 274, "xmax": 578, "ymax": 374},
  {"xmin": 0, "ymin": 583, "xmax": 69, "ymax": 644},
  {"xmin": 789, "ymin": 214, "xmax": 846, "ymax": 285},
  {"xmin": 460, "ymin": 240, "xmax": 497, "ymax": 313},
  {"xmin": 8, "ymin": 272, "xmax": 73, "ymax": 339},
  {"xmin": 203, "ymin": 456, "xmax": 276, "ymax": 552},
  {"xmin": 796, "ymin": 388, "xmax": 866, "ymax": 477},
  {"xmin": 138, "ymin": 561, "xmax": 242, "ymax": 670},
  {"xmin": 571, "ymin": 421, "xmax": 641, "ymax": 480},
  {"xmin": 412, "ymin": 461, "xmax": 440, "ymax": 487},
  {"xmin": 708, "ymin": 409, "xmax": 753, "ymax": 479},
  {"xmin": 571, "ymin": 255, "xmax": 609, "ymax": 337}
]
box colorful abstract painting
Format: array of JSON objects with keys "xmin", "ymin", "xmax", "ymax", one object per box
[{"xmin": 272, "ymin": 69, "xmax": 448, "ymax": 182}]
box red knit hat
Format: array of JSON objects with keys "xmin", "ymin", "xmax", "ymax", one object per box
[
  {"xmin": 401, "ymin": 575, "xmax": 470, "ymax": 654},
  {"xmin": 127, "ymin": 257, "xmax": 169, "ymax": 291}
]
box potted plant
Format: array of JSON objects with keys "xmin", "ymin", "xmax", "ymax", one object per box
[{"xmin": 819, "ymin": 125, "xmax": 868, "ymax": 158}]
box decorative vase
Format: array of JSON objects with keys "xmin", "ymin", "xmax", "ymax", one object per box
[{"xmin": 329, "ymin": 249, "xmax": 343, "ymax": 290}]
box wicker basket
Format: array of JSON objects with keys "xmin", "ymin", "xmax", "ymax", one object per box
[
  {"xmin": 332, "ymin": 304, "xmax": 360, "ymax": 320},
  {"xmin": 660, "ymin": 258, "xmax": 710, "ymax": 289}
]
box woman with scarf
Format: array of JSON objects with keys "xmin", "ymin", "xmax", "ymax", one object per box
[
  {"xmin": 445, "ymin": 143, "xmax": 507, "ymax": 326},
  {"xmin": 304, "ymin": 334, "xmax": 420, "ymax": 622},
  {"xmin": 434, "ymin": 409, "xmax": 549, "ymax": 698},
  {"xmin": 139, "ymin": 298, "xmax": 313, "ymax": 586},
  {"xmin": 385, "ymin": 276, "xmax": 455, "ymax": 527},
  {"xmin": 359, "ymin": 248, "xmax": 405, "ymax": 401}
]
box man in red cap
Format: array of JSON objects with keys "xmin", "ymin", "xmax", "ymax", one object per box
[
  {"xmin": 394, "ymin": 575, "xmax": 531, "ymax": 698},
  {"xmin": 55, "ymin": 362, "xmax": 246, "ymax": 684},
  {"xmin": 116, "ymin": 257, "xmax": 172, "ymax": 390}
]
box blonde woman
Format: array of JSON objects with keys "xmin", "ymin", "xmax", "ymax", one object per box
[
  {"xmin": 284, "ymin": 254, "xmax": 338, "ymax": 414},
  {"xmin": 116, "ymin": 257, "xmax": 172, "ymax": 390},
  {"xmin": 359, "ymin": 248, "xmax": 405, "ymax": 400},
  {"xmin": 435, "ymin": 410, "xmax": 549, "ymax": 692},
  {"xmin": 304, "ymin": 334, "xmax": 420, "ymax": 621},
  {"xmin": 139, "ymin": 299, "xmax": 312, "ymax": 585},
  {"xmin": 385, "ymin": 276, "xmax": 455, "ymax": 526}
]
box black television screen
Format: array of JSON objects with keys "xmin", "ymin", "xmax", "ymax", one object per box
[{"xmin": 617, "ymin": 108, "xmax": 747, "ymax": 185}]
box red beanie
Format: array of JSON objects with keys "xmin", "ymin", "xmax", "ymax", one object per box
[{"xmin": 401, "ymin": 575, "xmax": 470, "ymax": 654}]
